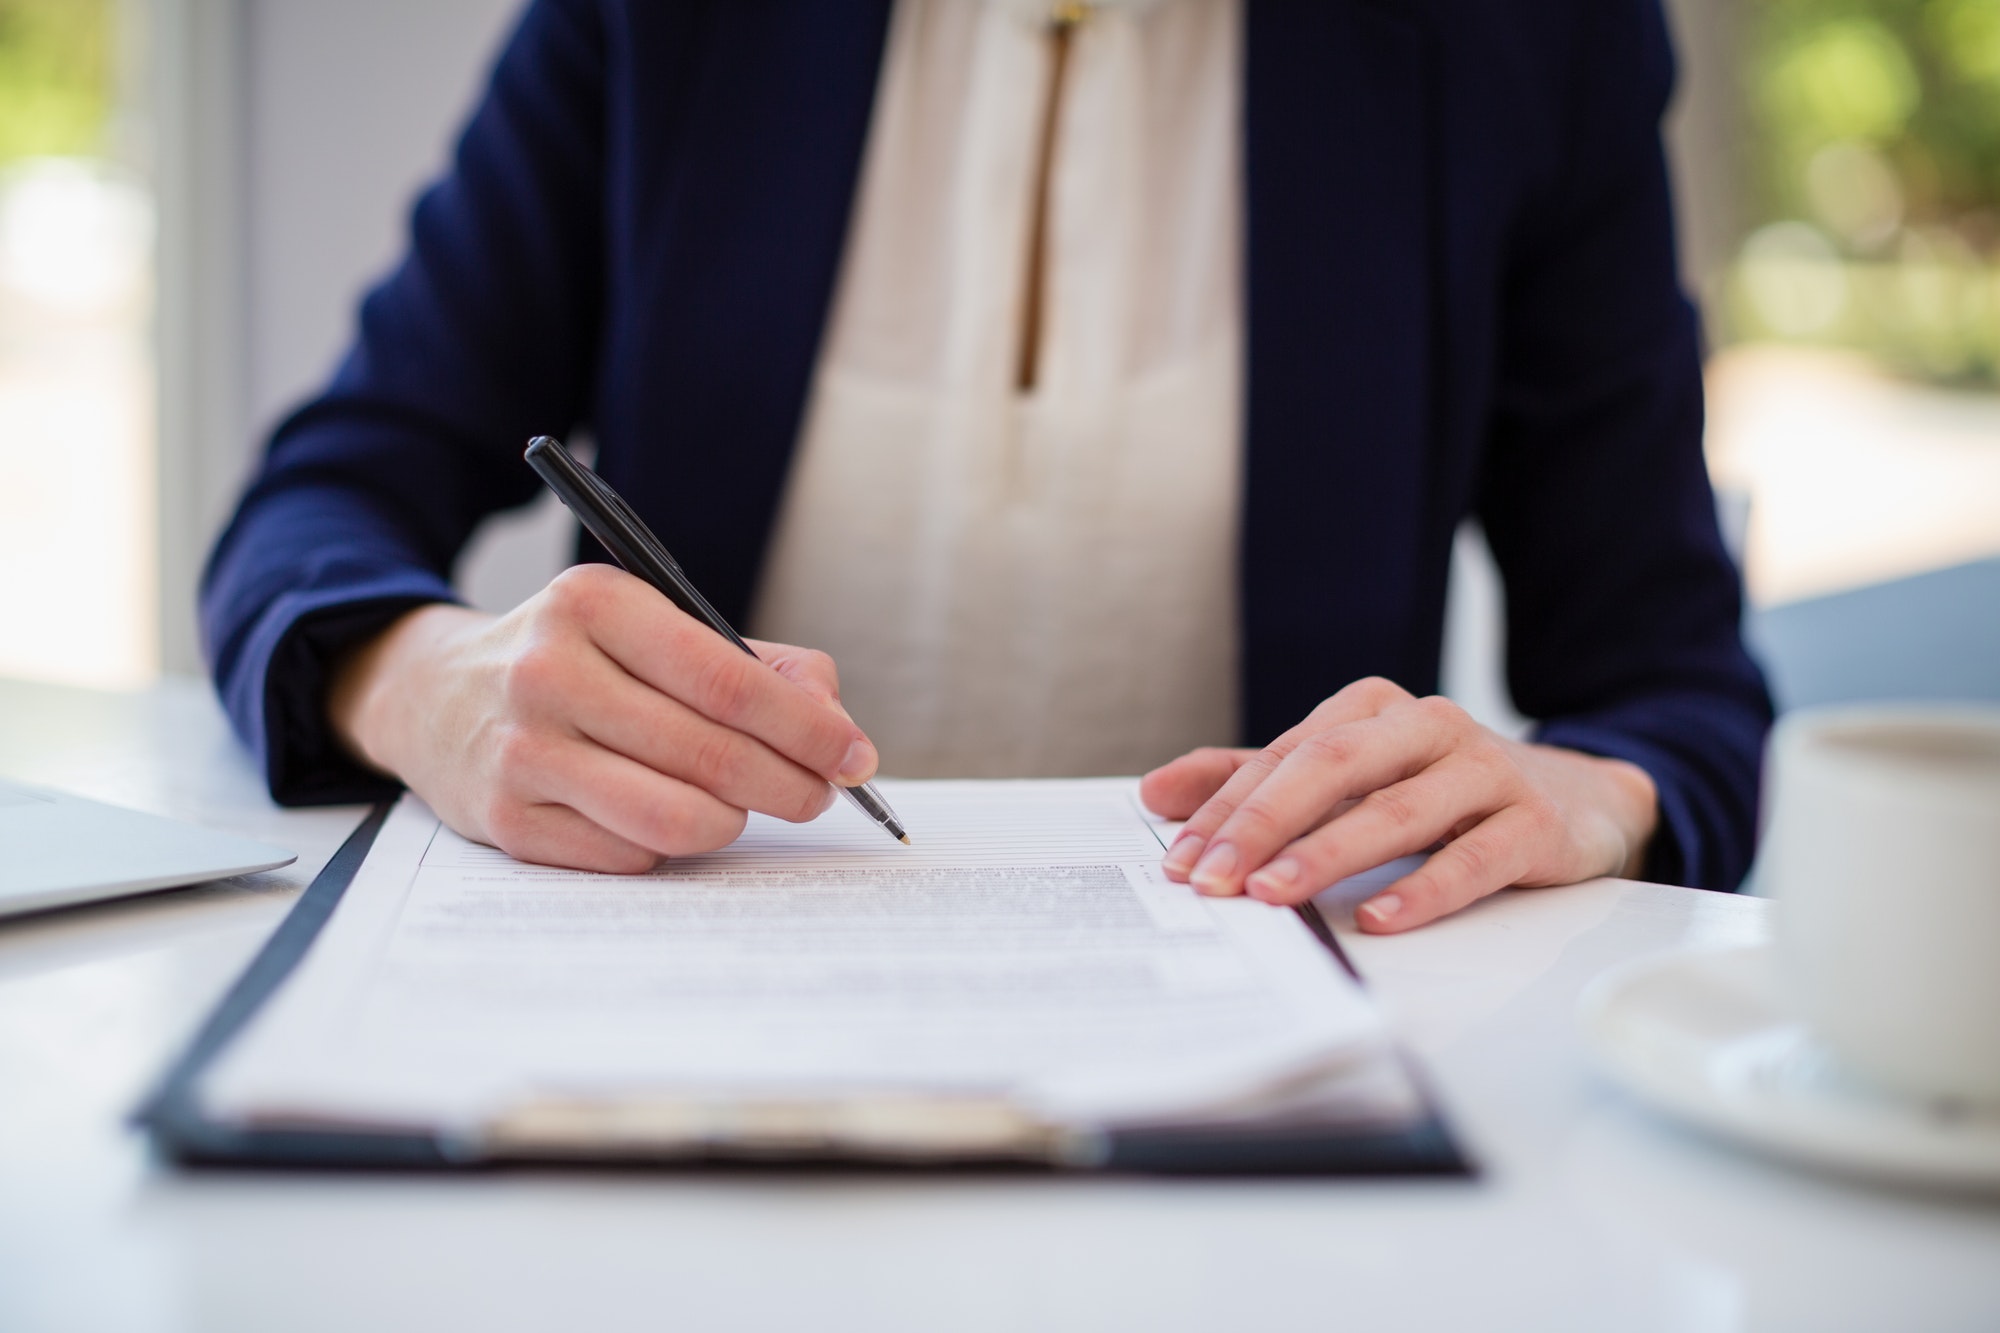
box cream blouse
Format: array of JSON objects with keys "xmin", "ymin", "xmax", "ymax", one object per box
[{"xmin": 748, "ymin": 0, "xmax": 1243, "ymax": 777}]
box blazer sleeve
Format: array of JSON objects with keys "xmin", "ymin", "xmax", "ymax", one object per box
[
  {"xmin": 1477, "ymin": 0, "xmax": 1774, "ymax": 891},
  {"xmin": 199, "ymin": 0, "xmax": 607, "ymax": 805}
]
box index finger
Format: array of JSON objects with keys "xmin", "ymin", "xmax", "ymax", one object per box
[
  {"xmin": 579, "ymin": 572, "xmax": 876, "ymax": 785},
  {"xmin": 1188, "ymin": 711, "xmax": 1449, "ymax": 896},
  {"xmin": 1162, "ymin": 677, "xmax": 1408, "ymax": 879}
]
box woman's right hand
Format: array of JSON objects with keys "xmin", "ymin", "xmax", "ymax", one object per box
[{"xmin": 326, "ymin": 563, "xmax": 878, "ymax": 872}]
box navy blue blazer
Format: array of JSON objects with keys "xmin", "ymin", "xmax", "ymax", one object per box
[{"xmin": 202, "ymin": 0, "xmax": 1774, "ymax": 890}]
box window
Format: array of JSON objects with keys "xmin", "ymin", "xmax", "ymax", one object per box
[
  {"xmin": 1709, "ymin": 0, "xmax": 2000, "ymax": 605},
  {"xmin": 0, "ymin": 0, "xmax": 155, "ymax": 687}
]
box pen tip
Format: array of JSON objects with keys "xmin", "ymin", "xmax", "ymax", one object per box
[{"xmin": 898, "ymin": 834, "xmax": 912, "ymax": 846}]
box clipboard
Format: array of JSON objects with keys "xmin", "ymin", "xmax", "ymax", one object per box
[{"xmin": 139, "ymin": 804, "xmax": 1474, "ymax": 1177}]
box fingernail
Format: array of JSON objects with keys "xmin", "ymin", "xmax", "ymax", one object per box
[
  {"xmin": 837, "ymin": 737, "xmax": 877, "ymax": 784},
  {"xmin": 1189, "ymin": 842, "xmax": 1240, "ymax": 895},
  {"xmin": 1245, "ymin": 856, "xmax": 1300, "ymax": 900},
  {"xmin": 1359, "ymin": 892, "xmax": 1403, "ymax": 927},
  {"xmin": 1163, "ymin": 833, "xmax": 1205, "ymax": 876}
]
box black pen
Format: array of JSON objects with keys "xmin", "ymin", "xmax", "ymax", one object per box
[{"xmin": 523, "ymin": 435, "xmax": 910, "ymax": 846}]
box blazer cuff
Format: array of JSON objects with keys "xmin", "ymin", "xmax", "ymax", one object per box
[{"xmin": 224, "ymin": 575, "xmax": 459, "ymax": 806}]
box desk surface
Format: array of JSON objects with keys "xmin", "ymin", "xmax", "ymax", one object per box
[{"xmin": 2, "ymin": 676, "xmax": 1995, "ymax": 1333}]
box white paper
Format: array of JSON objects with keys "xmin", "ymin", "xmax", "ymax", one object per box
[{"xmin": 201, "ymin": 780, "xmax": 1385, "ymax": 1131}]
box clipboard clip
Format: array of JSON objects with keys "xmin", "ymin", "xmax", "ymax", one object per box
[{"xmin": 474, "ymin": 1093, "xmax": 1107, "ymax": 1167}]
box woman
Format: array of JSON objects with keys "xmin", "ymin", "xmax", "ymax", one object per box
[{"xmin": 202, "ymin": 0, "xmax": 1771, "ymax": 931}]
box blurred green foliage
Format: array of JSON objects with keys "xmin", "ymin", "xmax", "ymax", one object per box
[
  {"xmin": 1754, "ymin": 0, "xmax": 2000, "ymax": 228},
  {"xmin": 0, "ymin": 0, "xmax": 113, "ymax": 164},
  {"xmin": 1740, "ymin": 0, "xmax": 2000, "ymax": 380}
]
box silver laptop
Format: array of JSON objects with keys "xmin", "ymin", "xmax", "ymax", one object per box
[{"xmin": 0, "ymin": 778, "xmax": 295, "ymax": 919}]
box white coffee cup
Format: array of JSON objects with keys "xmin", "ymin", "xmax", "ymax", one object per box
[{"xmin": 1761, "ymin": 703, "xmax": 2000, "ymax": 1105}]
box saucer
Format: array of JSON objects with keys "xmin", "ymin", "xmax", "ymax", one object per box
[{"xmin": 1579, "ymin": 944, "xmax": 2000, "ymax": 1192}]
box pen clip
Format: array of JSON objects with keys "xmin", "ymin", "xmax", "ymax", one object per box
[
  {"xmin": 524, "ymin": 436, "xmax": 752, "ymax": 653},
  {"xmin": 577, "ymin": 458, "xmax": 681, "ymax": 574}
]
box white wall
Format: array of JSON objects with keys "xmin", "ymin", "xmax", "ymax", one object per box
[
  {"xmin": 156, "ymin": 0, "xmax": 560, "ymax": 673},
  {"xmin": 242, "ymin": 0, "xmax": 519, "ymax": 433},
  {"xmin": 243, "ymin": 0, "xmax": 572, "ymax": 629}
]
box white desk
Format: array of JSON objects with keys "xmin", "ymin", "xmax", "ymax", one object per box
[{"xmin": 2, "ymin": 676, "xmax": 1995, "ymax": 1333}]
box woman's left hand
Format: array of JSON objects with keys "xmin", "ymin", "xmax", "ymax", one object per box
[{"xmin": 1140, "ymin": 677, "xmax": 1659, "ymax": 933}]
